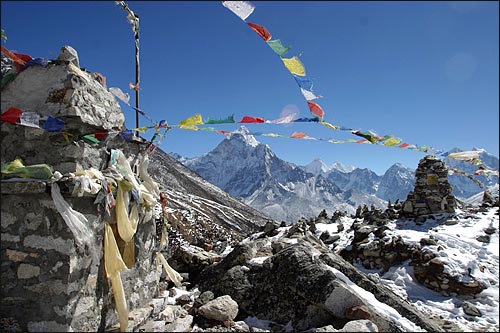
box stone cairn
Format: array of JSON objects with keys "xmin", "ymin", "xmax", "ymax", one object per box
[{"xmin": 401, "ymin": 155, "xmax": 456, "ymax": 217}]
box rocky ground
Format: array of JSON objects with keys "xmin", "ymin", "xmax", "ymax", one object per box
[{"xmin": 115, "ymin": 196, "xmax": 499, "ymax": 332}]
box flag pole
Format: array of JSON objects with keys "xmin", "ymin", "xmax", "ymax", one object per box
[
  {"xmin": 116, "ymin": 1, "xmax": 140, "ymax": 137},
  {"xmin": 134, "ymin": 24, "xmax": 140, "ymax": 137}
]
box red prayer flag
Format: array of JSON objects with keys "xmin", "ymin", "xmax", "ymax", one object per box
[
  {"xmin": 247, "ymin": 22, "xmax": 272, "ymax": 41},
  {"xmin": 291, "ymin": 131, "xmax": 307, "ymax": 139},
  {"xmin": 0, "ymin": 107, "xmax": 23, "ymax": 123},
  {"xmin": 94, "ymin": 132, "xmax": 109, "ymax": 140},
  {"xmin": 215, "ymin": 130, "xmax": 232, "ymax": 136},
  {"xmin": 307, "ymin": 101, "xmax": 325, "ymax": 119},
  {"xmin": 239, "ymin": 116, "xmax": 265, "ymax": 123},
  {"xmin": 12, "ymin": 52, "xmax": 33, "ymax": 63},
  {"xmin": 1, "ymin": 46, "xmax": 27, "ymax": 67},
  {"xmin": 397, "ymin": 143, "xmax": 411, "ymax": 148}
]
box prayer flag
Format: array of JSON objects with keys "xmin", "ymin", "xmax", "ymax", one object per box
[
  {"xmin": 281, "ymin": 56, "xmax": 306, "ymax": 76},
  {"xmin": 352, "ymin": 130, "xmax": 377, "ymax": 144},
  {"xmin": 1, "ymin": 46, "xmax": 28, "ymax": 66},
  {"xmin": 82, "ymin": 134, "xmax": 100, "ymax": 145},
  {"xmin": 293, "ymin": 76, "xmax": 313, "ymax": 91},
  {"xmin": 1, "ymin": 72, "xmax": 16, "ymax": 89},
  {"xmin": 300, "ymin": 88, "xmax": 321, "ymax": 101},
  {"xmin": 42, "ymin": 115, "xmax": 64, "ymax": 132},
  {"xmin": 266, "ymin": 39, "xmax": 290, "ymax": 56},
  {"xmin": 382, "ymin": 136, "xmax": 401, "ymax": 146},
  {"xmin": 307, "ymin": 101, "xmax": 325, "ymax": 119},
  {"xmin": 291, "ymin": 131, "xmax": 307, "ymax": 139},
  {"xmin": 267, "ymin": 114, "xmax": 296, "ymax": 124},
  {"xmin": 94, "ymin": 132, "xmax": 109, "ymax": 140},
  {"xmin": 178, "ymin": 114, "xmax": 203, "ymax": 128},
  {"xmin": 247, "ymin": 22, "xmax": 272, "ymax": 41},
  {"xmin": 262, "ymin": 133, "xmax": 281, "ymax": 137},
  {"xmin": 215, "ymin": 130, "xmax": 232, "ymax": 136},
  {"xmin": 447, "ymin": 150, "xmax": 480, "ymax": 161},
  {"xmin": 109, "ymin": 87, "xmax": 131, "ymax": 104},
  {"xmin": 294, "ymin": 117, "xmax": 319, "ymax": 122},
  {"xmin": 0, "ymin": 107, "xmax": 23, "ymax": 124},
  {"xmin": 19, "ymin": 112, "xmax": 41, "ymax": 128},
  {"xmin": 206, "ymin": 114, "xmax": 235, "ymax": 124},
  {"xmin": 119, "ymin": 130, "xmax": 134, "ymax": 142},
  {"xmin": 22, "ymin": 58, "xmax": 49, "ymax": 71},
  {"xmin": 222, "ymin": 1, "xmax": 255, "ymax": 21},
  {"xmin": 319, "ymin": 121, "xmax": 339, "ymax": 130},
  {"xmin": 239, "ymin": 116, "xmax": 265, "ymax": 123}
]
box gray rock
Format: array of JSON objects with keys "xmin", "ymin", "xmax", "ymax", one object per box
[
  {"xmin": 315, "ymin": 325, "xmax": 338, "ymax": 332},
  {"xmin": 462, "ymin": 302, "xmax": 482, "ymax": 317},
  {"xmin": 170, "ymin": 244, "xmax": 222, "ymax": 277},
  {"xmin": 476, "ymin": 235, "xmax": 490, "ymax": 243},
  {"xmin": 57, "ymin": 45, "xmax": 80, "ymax": 67},
  {"xmin": 198, "ymin": 295, "xmax": 239, "ymax": 322},
  {"xmin": 138, "ymin": 320, "xmax": 166, "ymax": 332},
  {"xmin": 150, "ymin": 298, "xmax": 166, "ymax": 317},
  {"xmin": 340, "ymin": 320, "xmax": 378, "ymax": 332},
  {"xmin": 159, "ymin": 305, "xmax": 187, "ymax": 323},
  {"xmin": 198, "ymin": 290, "xmax": 215, "ymax": 306},
  {"xmin": 164, "ymin": 315, "xmax": 194, "ymax": 332}
]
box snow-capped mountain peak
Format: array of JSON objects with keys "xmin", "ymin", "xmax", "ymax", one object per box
[
  {"xmin": 231, "ymin": 126, "xmax": 260, "ymax": 148},
  {"xmin": 303, "ymin": 158, "xmax": 331, "ymax": 176},
  {"xmin": 331, "ymin": 161, "xmax": 356, "ymax": 173}
]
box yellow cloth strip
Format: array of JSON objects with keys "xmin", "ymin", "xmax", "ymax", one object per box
[
  {"xmin": 157, "ymin": 252, "xmax": 183, "ymax": 288},
  {"xmin": 104, "ymin": 224, "xmax": 128, "ymax": 332}
]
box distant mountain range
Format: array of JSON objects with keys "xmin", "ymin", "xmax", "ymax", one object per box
[{"xmin": 171, "ymin": 126, "xmax": 499, "ymax": 223}]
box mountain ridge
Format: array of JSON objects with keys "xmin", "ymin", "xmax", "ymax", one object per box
[{"xmin": 172, "ymin": 127, "xmax": 498, "ymax": 223}]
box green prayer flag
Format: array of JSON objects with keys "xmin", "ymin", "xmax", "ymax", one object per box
[
  {"xmin": 1, "ymin": 72, "xmax": 16, "ymax": 89},
  {"xmin": 82, "ymin": 134, "xmax": 100, "ymax": 145},
  {"xmin": 266, "ymin": 39, "xmax": 290, "ymax": 56},
  {"xmin": 205, "ymin": 114, "xmax": 235, "ymax": 124}
]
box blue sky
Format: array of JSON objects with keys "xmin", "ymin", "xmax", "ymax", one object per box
[{"xmin": 1, "ymin": 1, "xmax": 498, "ymax": 174}]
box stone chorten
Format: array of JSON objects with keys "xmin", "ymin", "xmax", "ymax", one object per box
[{"xmin": 401, "ymin": 155, "xmax": 456, "ymax": 216}]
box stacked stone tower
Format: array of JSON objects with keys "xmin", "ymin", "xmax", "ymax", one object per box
[{"xmin": 401, "ymin": 155, "xmax": 456, "ymax": 216}]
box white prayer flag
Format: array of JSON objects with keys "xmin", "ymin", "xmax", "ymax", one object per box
[
  {"xmin": 222, "ymin": 1, "xmax": 255, "ymax": 21},
  {"xmin": 19, "ymin": 112, "xmax": 41, "ymax": 128},
  {"xmin": 109, "ymin": 87, "xmax": 131, "ymax": 105},
  {"xmin": 300, "ymin": 88, "xmax": 322, "ymax": 101}
]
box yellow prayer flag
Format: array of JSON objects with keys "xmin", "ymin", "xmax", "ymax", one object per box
[
  {"xmin": 262, "ymin": 133, "xmax": 281, "ymax": 137},
  {"xmin": 383, "ymin": 136, "xmax": 401, "ymax": 146},
  {"xmin": 281, "ymin": 56, "xmax": 306, "ymax": 76},
  {"xmin": 104, "ymin": 224, "xmax": 128, "ymax": 332},
  {"xmin": 319, "ymin": 121, "xmax": 339, "ymax": 130},
  {"xmin": 178, "ymin": 114, "xmax": 203, "ymax": 129},
  {"xmin": 104, "ymin": 224, "xmax": 128, "ymax": 278}
]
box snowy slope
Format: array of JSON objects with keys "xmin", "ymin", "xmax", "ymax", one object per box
[
  {"xmin": 316, "ymin": 207, "xmax": 500, "ymax": 332},
  {"xmin": 148, "ymin": 146, "xmax": 270, "ymax": 236}
]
